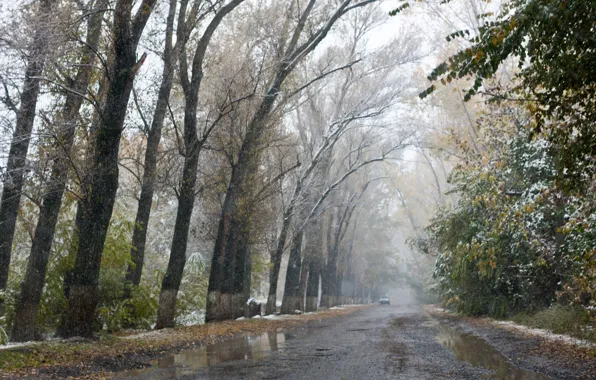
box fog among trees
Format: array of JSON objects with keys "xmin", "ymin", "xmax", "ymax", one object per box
[{"xmin": 0, "ymin": 0, "xmax": 593, "ymax": 345}]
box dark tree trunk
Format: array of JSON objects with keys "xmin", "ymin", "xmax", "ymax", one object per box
[
  {"xmin": 60, "ymin": 0, "xmax": 157, "ymax": 338},
  {"xmin": 155, "ymin": 0, "xmax": 245, "ymax": 329},
  {"xmin": 320, "ymin": 268, "xmax": 329, "ymax": 308},
  {"xmin": 242, "ymin": 247, "xmax": 252, "ymax": 318},
  {"xmin": 304, "ymin": 221, "xmax": 323, "ymax": 312},
  {"xmin": 155, "ymin": 152, "xmax": 198, "ymax": 329},
  {"xmin": 10, "ymin": 0, "xmax": 106, "ymax": 342},
  {"xmin": 206, "ymin": 73, "xmax": 287, "ymax": 323},
  {"xmin": 298, "ymin": 259, "xmax": 308, "ymax": 311},
  {"xmin": 0, "ymin": 0, "xmax": 52, "ymax": 316},
  {"xmin": 321, "ymin": 200, "xmax": 358, "ymax": 308},
  {"xmin": 280, "ymin": 231, "xmax": 303, "ymax": 314},
  {"xmin": 321, "ymin": 258, "xmax": 337, "ymax": 308},
  {"xmin": 265, "ymin": 244, "xmax": 282, "ymax": 315},
  {"xmin": 335, "ymin": 269, "xmax": 344, "ymax": 306},
  {"xmin": 265, "ymin": 207, "xmax": 293, "ymax": 315},
  {"xmin": 321, "ymin": 213, "xmax": 339, "ymax": 308},
  {"xmin": 232, "ymin": 232, "xmax": 251, "ymax": 319},
  {"xmin": 206, "ymin": 0, "xmax": 363, "ymax": 322},
  {"xmin": 123, "ymin": 0, "xmax": 178, "ymax": 300},
  {"xmin": 305, "ymin": 258, "xmax": 319, "ymax": 312}
]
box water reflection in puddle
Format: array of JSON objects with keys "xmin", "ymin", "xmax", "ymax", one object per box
[
  {"xmin": 436, "ymin": 326, "xmax": 550, "ymax": 379},
  {"xmin": 119, "ymin": 332, "xmax": 290, "ymax": 379}
]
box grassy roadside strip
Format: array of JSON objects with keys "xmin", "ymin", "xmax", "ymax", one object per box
[
  {"xmin": 424, "ymin": 304, "xmax": 596, "ymax": 345},
  {"xmin": 510, "ymin": 305, "xmax": 595, "ymax": 342},
  {"xmin": 424, "ymin": 305, "xmax": 596, "ymax": 361},
  {"xmin": 0, "ymin": 306, "xmax": 369, "ymax": 378}
]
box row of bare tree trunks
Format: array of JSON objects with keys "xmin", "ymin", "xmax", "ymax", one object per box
[{"xmin": 0, "ymin": 0, "xmax": 395, "ymax": 342}]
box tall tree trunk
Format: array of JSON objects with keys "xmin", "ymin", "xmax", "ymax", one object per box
[
  {"xmin": 155, "ymin": 0, "xmax": 245, "ymax": 329},
  {"xmin": 0, "ymin": 0, "xmax": 52, "ymax": 316},
  {"xmin": 321, "ymin": 213, "xmax": 340, "ymax": 308},
  {"xmin": 10, "ymin": 0, "xmax": 106, "ymax": 342},
  {"xmin": 243, "ymin": 247, "xmax": 251, "ymax": 306},
  {"xmin": 298, "ymin": 259, "xmax": 309, "ymax": 311},
  {"xmin": 321, "ymin": 257, "xmax": 337, "ymax": 308},
  {"xmin": 265, "ymin": 242, "xmax": 283, "ymax": 315},
  {"xmin": 206, "ymin": 73, "xmax": 287, "ymax": 323},
  {"xmin": 305, "ymin": 258, "xmax": 319, "ymax": 312},
  {"xmin": 60, "ymin": 0, "xmax": 157, "ymax": 338},
  {"xmin": 155, "ymin": 150, "xmax": 198, "ymax": 329},
  {"xmin": 335, "ymin": 268, "xmax": 344, "ymax": 306},
  {"xmin": 265, "ymin": 205, "xmax": 294, "ymax": 315},
  {"xmin": 206, "ymin": 0, "xmax": 371, "ymax": 322},
  {"xmin": 304, "ymin": 221, "xmax": 322, "ymax": 312},
  {"xmin": 280, "ymin": 231, "xmax": 303, "ymax": 314},
  {"xmin": 123, "ymin": 0, "xmax": 178, "ymax": 300},
  {"xmin": 232, "ymin": 230, "xmax": 251, "ymax": 319}
]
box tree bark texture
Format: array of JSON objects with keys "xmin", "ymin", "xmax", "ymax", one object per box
[
  {"xmin": 265, "ymin": 206, "xmax": 294, "ymax": 315},
  {"xmin": 303, "ymin": 219, "xmax": 323, "ymax": 312},
  {"xmin": 280, "ymin": 231, "xmax": 303, "ymax": 314},
  {"xmin": 156, "ymin": 0, "xmax": 245, "ymax": 329},
  {"xmin": 242, "ymin": 248, "xmax": 252, "ymax": 318},
  {"xmin": 124, "ymin": 0, "xmax": 178, "ymax": 299},
  {"xmin": 61, "ymin": 0, "xmax": 157, "ymax": 338},
  {"xmin": 0, "ymin": 0, "xmax": 52, "ymax": 316},
  {"xmin": 206, "ymin": 73, "xmax": 287, "ymax": 323},
  {"xmin": 10, "ymin": 0, "xmax": 106, "ymax": 342}
]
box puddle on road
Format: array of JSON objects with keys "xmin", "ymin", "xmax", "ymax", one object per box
[
  {"xmin": 436, "ymin": 326, "xmax": 550, "ymax": 379},
  {"xmin": 118, "ymin": 332, "xmax": 291, "ymax": 379}
]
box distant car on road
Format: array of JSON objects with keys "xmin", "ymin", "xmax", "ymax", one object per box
[{"xmin": 379, "ymin": 296, "xmax": 390, "ymax": 305}]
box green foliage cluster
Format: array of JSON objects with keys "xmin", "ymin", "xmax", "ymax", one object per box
[
  {"xmin": 423, "ymin": 0, "xmax": 595, "ymax": 191},
  {"xmin": 426, "ymin": 119, "xmax": 552, "ymax": 316},
  {"xmin": 421, "ymin": 111, "xmax": 595, "ymax": 318},
  {"xmin": 413, "ymin": 0, "xmax": 596, "ymax": 323},
  {"xmin": 0, "ymin": 201, "xmax": 213, "ymax": 337}
]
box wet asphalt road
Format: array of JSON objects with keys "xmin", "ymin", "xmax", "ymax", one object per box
[{"xmin": 121, "ymin": 304, "xmax": 568, "ymax": 380}]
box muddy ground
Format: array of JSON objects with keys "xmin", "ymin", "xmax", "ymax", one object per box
[
  {"xmin": 2, "ymin": 304, "xmax": 595, "ymax": 379},
  {"xmin": 118, "ymin": 304, "xmax": 595, "ymax": 379}
]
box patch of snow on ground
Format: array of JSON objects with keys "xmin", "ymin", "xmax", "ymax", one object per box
[
  {"xmin": 0, "ymin": 341, "xmax": 40, "ymax": 350},
  {"xmin": 494, "ymin": 321, "xmax": 596, "ymax": 348},
  {"xmin": 236, "ymin": 317, "xmax": 246, "ymax": 321},
  {"xmin": 123, "ymin": 329, "xmax": 167, "ymax": 340},
  {"xmin": 177, "ymin": 310, "xmax": 205, "ymax": 326},
  {"xmin": 263, "ymin": 314, "xmax": 296, "ymax": 320}
]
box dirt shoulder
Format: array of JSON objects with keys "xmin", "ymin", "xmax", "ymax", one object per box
[
  {"xmin": 0, "ymin": 306, "xmax": 368, "ymax": 379},
  {"xmin": 425, "ymin": 305, "xmax": 596, "ymax": 379}
]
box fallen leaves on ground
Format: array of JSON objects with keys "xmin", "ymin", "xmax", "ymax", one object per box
[{"xmin": 0, "ymin": 306, "xmax": 369, "ymax": 379}]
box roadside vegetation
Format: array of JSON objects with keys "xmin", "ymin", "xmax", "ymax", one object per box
[{"xmin": 414, "ymin": 0, "xmax": 595, "ymax": 339}]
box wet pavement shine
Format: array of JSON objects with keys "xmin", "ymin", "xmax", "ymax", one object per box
[{"xmin": 114, "ymin": 305, "xmax": 568, "ymax": 379}]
